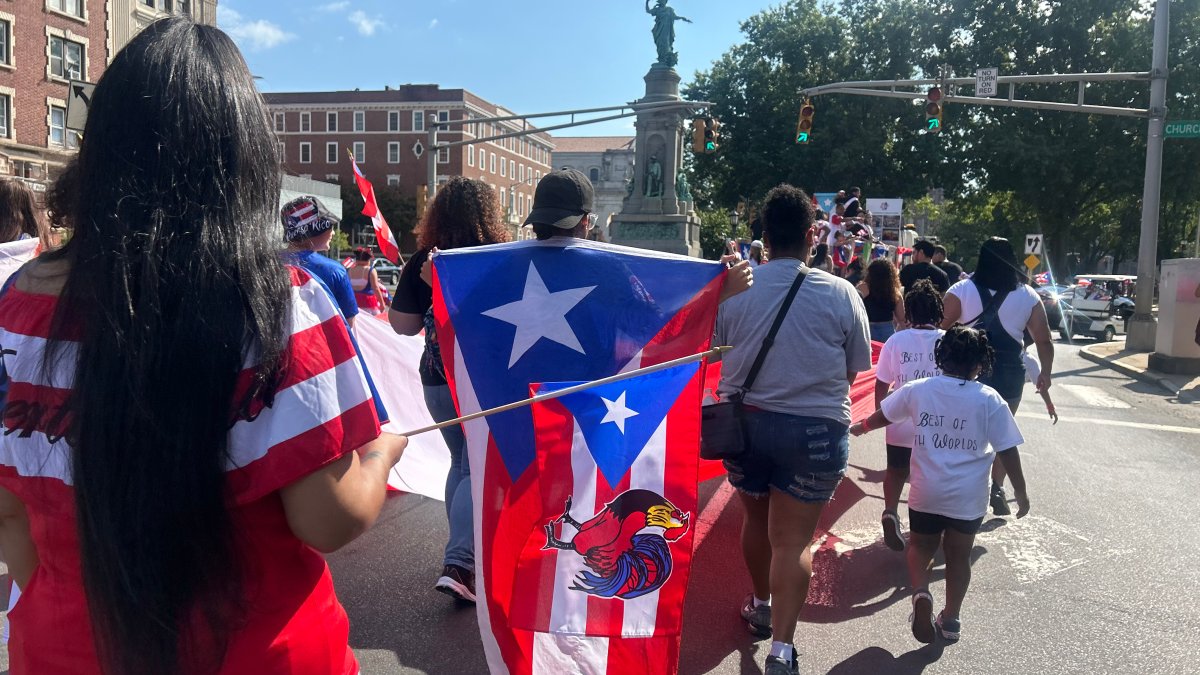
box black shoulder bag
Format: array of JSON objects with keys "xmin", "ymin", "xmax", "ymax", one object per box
[{"xmin": 700, "ymin": 268, "xmax": 808, "ymax": 461}]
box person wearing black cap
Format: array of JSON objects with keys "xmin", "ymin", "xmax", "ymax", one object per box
[
  {"xmin": 281, "ymin": 194, "xmax": 360, "ymax": 326},
  {"xmin": 525, "ymin": 169, "xmax": 753, "ymax": 300}
]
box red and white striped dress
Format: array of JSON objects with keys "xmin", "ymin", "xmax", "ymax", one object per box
[{"xmin": 0, "ymin": 266, "xmax": 380, "ymax": 675}]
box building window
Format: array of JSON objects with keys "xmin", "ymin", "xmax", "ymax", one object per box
[
  {"xmin": 326, "ymin": 111, "xmax": 338, "ymax": 132},
  {"xmin": 274, "ymin": 112, "xmax": 285, "ymax": 132},
  {"xmin": 353, "ymin": 141, "xmax": 365, "ymax": 163},
  {"xmin": 0, "ymin": 20, "xmax": 10, "ymax": 66},
  {"xmin": 518, "ymin": 194, "xmax": 524, "ymax": 216},
  {"xmin": 510, "ymin": 160, "xmax": 516, "ymax": 180},
  {"xmin": 412, "ymin": 111, "xmax": 425, "ymax": 132},
  {"xmin": 500, "ymin": 188, "xmax": 506, "ymax": 208},
  {"xmin": 467, "ymin": 145, "xmax": 475, "ymax": 167},
  {"xmin": 437, "ymin": 147, "xmax": 449, "ymax": 164},
  {"xmin": 50, "ymin": 36, "xmax": 85, "ymax": 81},
  {"xmin": 386, "ymin": 175, "xmax": 400, "ymax": 186},
  {"xmin": 437, "ymin": 110, "xmax": 449, "ymax": 123},
  {"xmin": 478, "ymin": 149, "xmax": 485, "ymax": 171},
  {"xmin": 0, "ymin": 95, "xmax": 11, "ymax": 139},
  {"xmin": 300, "ymin": 112, "xmax": 311, "ymax": 132},
  {"xmin": 500, "ymin": 156, "xmax": 506, "ymax": 177},
  {"xmin": 50, "ymin": 104, "xmax": 77, "ymax": 148},
  {"xmin": 519, "ymin": 165, "xmax": 525, "ymax": 182},
  {"xmin": 326, "ymin": 142, "xmax": 338, "ymax": 163},
  {"xmin": 388, "ymin": 141, "xmax": 400, "ymax": 163},
  {"xmin": 353, "ymin": 110, "xmax": 365, "ymax": 132},
  {"xmin": 388, "ymin": 111, "xmax": 399, "ymax": 132},
  {"xmin": 49, "ymin": 0, "xmax": 84, "ymax": 18},
  {"xmin": 489, "ymin": 153, "xmax": 496, "ymax": 174},
  {"xmin": 589, "ymin": 168, "xmax": 600, "ymax": 183},
  {"xmin": 325, "ymin": 174, "xmax": 339, "ymax": 182},
  {"xmin": 300, "ymin": 142, "xmax": 312, "ymax": 164},
  {"xmin": 412, "ymin": 141, "xmax": 423, "ymax": 158}
]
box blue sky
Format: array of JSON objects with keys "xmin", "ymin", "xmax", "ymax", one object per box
[{"xmin": 218, "ymin": 0, "xmax": 771, "ymax": 137}]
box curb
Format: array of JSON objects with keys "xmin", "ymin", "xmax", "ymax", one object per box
[{"xmin": 1079, "ymin": 345, "xmax": 1182, "ymax": 396}]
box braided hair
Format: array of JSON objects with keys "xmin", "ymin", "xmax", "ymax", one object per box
[
  {"xmin": 935, "ymin": 325, "xmax": 995, "ymax": 379},
  {"xmin": 904, "ymin": 278, "xmax": 944, "ymax": 326}
]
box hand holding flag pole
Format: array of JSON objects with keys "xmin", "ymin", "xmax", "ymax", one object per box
[{"xmin": 399, "ymin": 345, "xmax": 731, "ymax": 437}]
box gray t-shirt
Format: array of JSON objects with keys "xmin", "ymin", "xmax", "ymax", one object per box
[{"xmin": 714, "ymin": 261, "xmax": 872, "ymax": 424}]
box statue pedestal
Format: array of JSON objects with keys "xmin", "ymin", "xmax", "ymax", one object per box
[
  {"xmin": 611, "ymin": 65, "xmax": 700, "ymax": 257},
  {"xmin": 609, "ymin": 213, "xmax": 701, "ymax": 258}
]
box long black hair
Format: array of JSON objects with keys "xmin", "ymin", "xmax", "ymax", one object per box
[
  {"xmin": 43, "ymin": 18, "xmax": 290, "ymax": 675},
  {"xmin": 972, "ymin": 237, "xmax": 1026, "ymax": 292}
]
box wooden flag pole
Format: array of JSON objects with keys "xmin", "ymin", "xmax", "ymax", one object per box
[{"xmin": 398, "ymin": 345, "xmax": 730, "ymax": 437}]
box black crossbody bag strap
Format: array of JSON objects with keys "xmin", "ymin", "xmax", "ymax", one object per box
[{"xmin": 738, "ymin": 268, "xmax": 808, "ymax": 395}]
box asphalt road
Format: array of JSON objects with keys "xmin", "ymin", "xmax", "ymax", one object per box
[
  {"xmin": 330, "ymin": 338, "xmax": 1200, "ymax": 675},
  {"xmin": 3, "ymin": 339, "xmax": 1197, "ymax": 674}
]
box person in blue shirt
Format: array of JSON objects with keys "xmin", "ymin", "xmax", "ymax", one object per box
[{"xmin": 281, "ymin": 195, "xmax": 360, "ymax": 327}]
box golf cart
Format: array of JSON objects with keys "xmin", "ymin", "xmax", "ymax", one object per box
[{"xmin": 1058, "ymin": 275, "xmax": 1136, "ymax": 342}]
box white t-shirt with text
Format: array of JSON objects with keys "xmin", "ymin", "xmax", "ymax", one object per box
[
  {"xmin": 880, "ymin": 376, "xmax": 1025, "ymax": 520},
  {"xmin": 874, "ymin": 328, "xmax": 945, "ymax": 447}
]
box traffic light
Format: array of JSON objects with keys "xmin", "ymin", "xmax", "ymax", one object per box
[
  {"xmin": 703, "ymin": 117, "xmax": 720, "ymax": 153},
  {"xmin": 416, "ymin": 185, "xmax": 428, "ymax": 219},
  {"xmin": 795, "ymin": 99, "xmax": 815, "ymax": 144},
  {"xmin": 691, "ymin": 118, "xmax": 706, "ymax": 153},
  {"xmin": 925, "ymin": 86, "xmax": 943, "ymax": 134}
]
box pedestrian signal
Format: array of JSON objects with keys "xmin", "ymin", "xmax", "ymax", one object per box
[
  {"xmin": 925, "ymin": 87, "xmax": 943, "ymax": 134},
  {"xmin": 703, "ymin": 117, "xmax": 720, "ymax": 154},
  {"xmin": 796, "ymin": 100, "xmax": 815, "ymax": 144},
  {"xmin": 691, "ymin": 118, "xmax": 707, "ymax": 154}
]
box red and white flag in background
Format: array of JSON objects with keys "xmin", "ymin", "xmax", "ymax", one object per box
[{"xmin": 349, "ymin": 153, "xmax": 401, "ymax": 263}]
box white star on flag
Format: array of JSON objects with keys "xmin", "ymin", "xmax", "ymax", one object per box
[
  {"xmin": 482, "ymin": 262, "xmax": 596, "ymax": 368},
  {"xmin": 600, "ymin": 391, "xmax": 639, "ymax": 434}
]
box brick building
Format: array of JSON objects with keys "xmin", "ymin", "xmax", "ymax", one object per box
[
  {"xmin": 264, "ymin": 85, "xmax": 554, "ymax": 245},
  {"xmin": 0, "ymin": 0, "xmax": 216, "ymax": 192}
]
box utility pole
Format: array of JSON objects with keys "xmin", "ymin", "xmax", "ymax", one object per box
[{"xmin": 1127, "ymin": 0, "xmax": 1169, "ymax": 352}]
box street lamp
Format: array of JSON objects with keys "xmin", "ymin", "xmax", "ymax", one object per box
[{"xmin": 730, "ymin": 210, "xmax": 739, "ymax": 244}]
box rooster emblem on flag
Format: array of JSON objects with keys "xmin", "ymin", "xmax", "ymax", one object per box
[{"xmin": 543, "ymin": 489, "xmax": 690, "ymax": 600}]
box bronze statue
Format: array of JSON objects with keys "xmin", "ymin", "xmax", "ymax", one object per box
[
  {"xmin": 646, "ymin": 0, "xmax": 691, "ymax": 67},
  {"xmin": 644, "ymin": 155, "xmax": 663, "ymax": 198}
]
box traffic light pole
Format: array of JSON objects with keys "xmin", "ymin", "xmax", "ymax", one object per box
[
  {"xmin": 799, "ymin": 34, "xmax": 1168, "ymax": 351},
  {"xmin": 1127, "ymin": 0, "xmax": 1169, "ymax": 352}
]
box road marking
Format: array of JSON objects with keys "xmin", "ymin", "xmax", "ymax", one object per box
[
  {"xmin": 976, "ymin": 515, "xmax": 1134, "ymax": 585},
  {"xmin": 1016, "ymin": 412, "xmax": 1200, "ymax": 435},
  {"xmin": 1059, "ymin": 384, "xmax": 1132, "ymax": 409}
]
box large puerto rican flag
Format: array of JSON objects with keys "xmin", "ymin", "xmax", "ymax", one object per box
[{"xmin": 431, "ymin": 239, "xmax": 724, "ymax": 674}]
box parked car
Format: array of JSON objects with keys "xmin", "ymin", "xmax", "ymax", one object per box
[{"xmin": 372, "ymin": 257, "xmax": 401, "ymax": 286}]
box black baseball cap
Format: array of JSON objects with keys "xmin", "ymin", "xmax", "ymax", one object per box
[{"xmin": 524, "ymin": 169, "xmax": 594, "ymax": 230}]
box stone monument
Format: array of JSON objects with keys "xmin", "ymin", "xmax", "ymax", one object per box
[{"xmin": 609, "ymin": 0, "xmax": 701, "ymax": 257}]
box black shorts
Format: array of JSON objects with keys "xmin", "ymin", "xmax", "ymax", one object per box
[
  {"xmin": 908, "ymin": 508, "xmax": 984, "ymax": 536},
  {"xmin": 886, "ymin": 444, "xmax": 911, "ymax": 470}
]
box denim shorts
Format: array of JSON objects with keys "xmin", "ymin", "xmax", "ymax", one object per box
[
  {"xmin": 723, "ymin": 409, "xmax": 850, "ymax": 503},
  {"xmin": 980, "ymin": 354, "xmax": 1026, "ymax": 407}
]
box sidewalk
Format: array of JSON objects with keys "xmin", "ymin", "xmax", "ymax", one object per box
[{"xmin": 1079, "ymin": 340, "xmax": 1200, "ymax": 400}]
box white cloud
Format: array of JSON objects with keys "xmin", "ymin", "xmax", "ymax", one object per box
[
  {"xmin": 429, "ymin": 18, "xmax": 439, "ymax": 29},
  {"xmin": 318, "ymin": 1, "xmax": 351, "ymax": 10},
  {"xmin": 218, "ymin": 6, "xmax": 295, "ymax": 51},
  {"xmin": 349, "ymin": 10, "xmax": 386, "ymax": 36}
]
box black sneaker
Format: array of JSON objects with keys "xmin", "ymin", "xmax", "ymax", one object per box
[
  {"xmin": 881, "ymin": 510, "xmax": 906, "ymax": 551},
  {"xmin": 990, "ymin": 482, "xmax": 1011, "ymax": 516},
  {"xmin": 739, "ymin": 593, "xmax": 772, "ymax": 639},
  {"xmin": 764, "ymin": 647, "xmax": 799, "ymax": 675},
  {"xmin": 935, "ymin": 610, "xmax": 961, "ymax": 643},
  {"xmin": 435, "ymin": 564, "xmax": 477, "ymax": 603}
]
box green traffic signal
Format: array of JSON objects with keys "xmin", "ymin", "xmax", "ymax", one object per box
[
  {"xmin": 705, "ymin": 141, "xmax": 716, "ymax": 151},
  {"xmin": 797, "ymin": 132, "xmax": 809, "ymax": 143},
  {"xmin": 928, "ymin": 119, "xmax": 941, "ymax": 131}
]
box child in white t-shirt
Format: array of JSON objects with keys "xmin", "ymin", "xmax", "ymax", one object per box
[
  {"xmin": 852, "ymin": 325, "xmax": 1030, "ymax": 645},
  {"xmin": 874, "ymin": 279, "xmax": 946, "ymax": 552}
]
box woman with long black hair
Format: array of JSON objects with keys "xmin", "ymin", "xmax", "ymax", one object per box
[
  {"xmin": 942, "ymin": 237, "xmax": 1053, "ymax": 515},
  {"xmin": 0, "ymin": 18, "xmax": 406, "ymax": 675}
]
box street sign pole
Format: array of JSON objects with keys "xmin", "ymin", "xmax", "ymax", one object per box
[{"xmin": 1128, "ymin": 0, "xmax": 1169, "ymax": 352}]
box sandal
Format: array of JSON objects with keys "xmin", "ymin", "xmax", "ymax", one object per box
[
  {"xmin": 908, "ymin": 589, "xmax": 935, "ymax": 644},
  {"xmin": 881, "ymin": 510, "xmax": 906, "ymax": 551}
]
